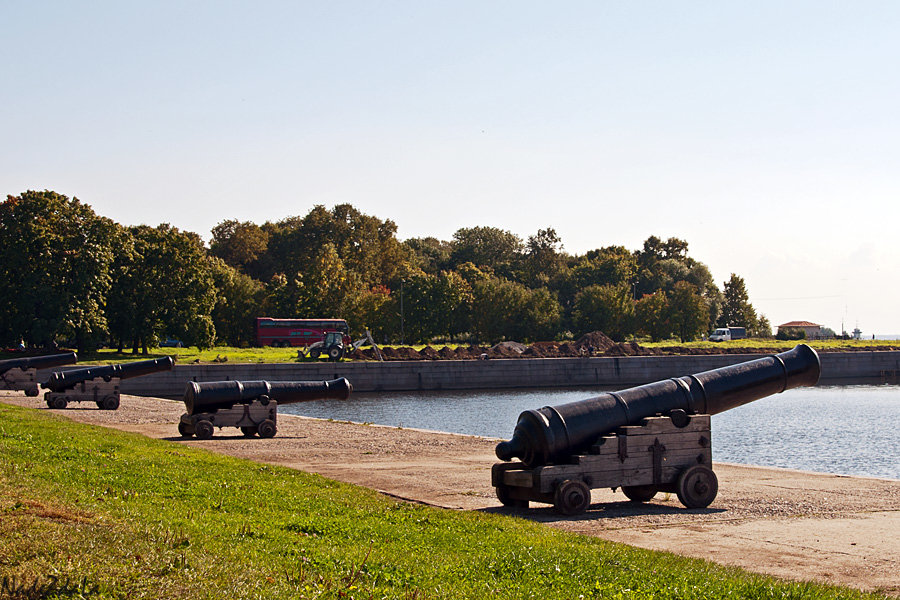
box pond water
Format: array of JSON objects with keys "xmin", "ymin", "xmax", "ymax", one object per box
[{"xmin": 281, "ymin": 385, "xmax": 900, "ymax": 480}]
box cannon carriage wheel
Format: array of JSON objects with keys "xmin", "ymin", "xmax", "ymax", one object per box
[
  {"xmin": 495, "ymin": 485, "xmax": 529, "ymax": 510},
  {"xmin": 194, "ymin": 420, "xmax": 215, "ymax": 440},
  {"xmin": 47, "ymin": 396, "xmax": 67, "ymax": 410},
  {"xmin": 177, "ymin": 421, "xmax": 193, "ymax": 438},
  {"xmin": 240, "ymin": 426, "xmax": 258, "ymax": 437},
  {"xmin": 97, "ymin": 395, "xmax": 120, "ymax": 410},
  {"xmin": 257, "ymin": 419, "xmax": 277, "ymax": 439},
  {"xmin": 675, "ymin": 465, "xmax": 718, "ymax": 509},
  {"xmin": 554, "ymin": 479, "xmax": 591, "ymax": 515}
]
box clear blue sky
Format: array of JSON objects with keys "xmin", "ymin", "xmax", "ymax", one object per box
[{"xmin": 3, "ymin": 1, "xmax": 898, "ymax": 335}]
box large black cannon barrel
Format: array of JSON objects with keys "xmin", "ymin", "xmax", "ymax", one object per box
[
  {"xmin": 0, "ymin": 352, "xmax": 77, "ymax": 376},
  {"xmin": 44, "ymin": 356, "xmax": 174, "ymax": 392},
  {"xmin": 496, "ymin": 344, "xmax": 821, "ymax": 467},
  {"xmin": 183, "ymin": 377, "xmax": 352, "ymax": 415}
]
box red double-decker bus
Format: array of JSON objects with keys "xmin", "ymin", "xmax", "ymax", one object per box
[{"xmin": 254, "ymin": 318, "xmax": 351, "ymax": 348}]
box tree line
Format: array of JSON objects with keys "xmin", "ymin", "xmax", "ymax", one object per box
[{"xmin": 0, "ymin": 190, "xmax": 770, "ymax": 352}]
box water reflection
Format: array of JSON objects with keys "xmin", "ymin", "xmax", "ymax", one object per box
[{"xmin": 282, "ymin": 385, "xmax": 899, "ymax": 480}]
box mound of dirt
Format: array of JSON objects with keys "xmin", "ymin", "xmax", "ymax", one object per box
[
  {"xmin": 492, "ymin": 341, "xmax": 527, "ymax": 354},
  {"xmin": 394, "ymin": 347, "xmax": 423, "ymax": 360},
  {"xmin": 437, "ymin": 346, "xmax": 457, "ymax": 359},
  {"xmin": 557, "ymin": 342, "xmax": 583, "ymax": 357},
  {"xmin": 522, "ymin": 344, "xmax": 553, "ymax": 358},
  {"xmin": 604, "ymin": 341, "xmax": 652, "ymax": 356},
  {"xmin": 418, "ymin": 346, "xmax": 440, "ymax": 360},
  {"xmin": 488, "ymin": 344, "xmax": 523, "ymax": 358},
  {"xmin": 459, "ymin": 345, "xmax": 489, "ymax": 359},
  {"xmin": 575, "ymin": 331, "xmax": 617, "ymax": 353}
]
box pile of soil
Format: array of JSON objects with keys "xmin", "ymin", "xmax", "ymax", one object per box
[
  {"xmin": 437, "ymin": 346, "xmax": 457, "ymax": 359},
  {"xmin": 575, "ymin": 330, "xmax": 617, "ymax": 353},
  {"xmin": 604, "ymin": 341, "xmax": 654, "ymax": 356},
  {"xmin": 418, "ymin": 346, "xmax": 440, "ymax": 360},
  {"xmin": 489, "ymin": 343, "xmax": 523, "ymax": 358},
  {"xmin": 344, "ymin": 333, "xmax": 899, "ymax": 361}
]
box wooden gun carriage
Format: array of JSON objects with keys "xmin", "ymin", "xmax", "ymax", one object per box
[
  {"xmin": 493, "ymin": 345, "xmax": 821, "ymax": 516},
  {"xmin": 178, "ymin": 378, "xmax": 352, "ymax": 439},
  {"xmin": 493, "ymin": 412, "xmax": 716, "ymax": 515}
]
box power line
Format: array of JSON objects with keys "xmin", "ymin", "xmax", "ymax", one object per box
[{"xmin": 755, "ymin": 295, "xmax": 843, "ymax": 301}]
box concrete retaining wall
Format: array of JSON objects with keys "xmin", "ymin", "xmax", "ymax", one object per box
[{"xmin": 33, "ymin": 351, "xmax": 898, "ymax": 399}]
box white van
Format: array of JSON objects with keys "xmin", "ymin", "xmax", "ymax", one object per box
[{"xmin": 709, "ymin": 327, "xmax": 747, "ymax": 342}]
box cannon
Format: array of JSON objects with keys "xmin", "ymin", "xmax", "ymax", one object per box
[
  {"xmin": 43, "ymin": 356, "xmax": 174, "ymax": 410},
  {"xmin": 177, "ymin": 378, "xmax": 352, "ymax": 439},
  {"xmin": 0, "ymin": 352, "xmax": 78, "ymax": 396},
  {"xmin": 492, "ymin": 344, "xmax": 821, "ymax": 515}
]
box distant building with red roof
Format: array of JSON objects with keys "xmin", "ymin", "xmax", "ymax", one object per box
[{"xmin": 777, "ymin": 321, "xmax": 823, "ymax": 339}]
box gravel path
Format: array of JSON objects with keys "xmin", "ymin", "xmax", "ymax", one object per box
[{"xmin": 3, "ymin": 392, "xmax": 898, "ymax": 596}]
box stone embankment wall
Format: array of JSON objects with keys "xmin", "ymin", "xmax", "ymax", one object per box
[{"xmin": 34, "ymin": 351, "xmax": 899, "ymax": 399}]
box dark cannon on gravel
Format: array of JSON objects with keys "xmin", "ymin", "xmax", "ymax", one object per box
[
  {"xmin": 493, "ymin": 344, "xmax": 821, "ymax": 515},
  {"xmin": 177, "ymin": 378, "xmax": 353, "ymax": 440},
  {"xmin": 43, "ymin": 356, "xmax": 174, "ymax": 410},
  {"xmin": 0, "ymin": 352, "xmax": 78, "ymax": 397}
]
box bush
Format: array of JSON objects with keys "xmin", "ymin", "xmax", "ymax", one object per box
[{"xmin": 775, "ymin": 327, "xmax": 806, "ymax": 341}]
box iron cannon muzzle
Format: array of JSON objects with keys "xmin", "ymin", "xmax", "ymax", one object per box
[
  {"xmin": 182, "ymin": 377, "xmax": 352, "ymax": 415},
  {"xmin": 0, "ymin": 352, "xmax": 77, "ymax": 376},
  {"xmin": 496, "ymin": 344, "xmax": 821, "ymax": 467},
  {"xmin": 43, "ymin": 356, "xmax": 174, "ymax": 392}
]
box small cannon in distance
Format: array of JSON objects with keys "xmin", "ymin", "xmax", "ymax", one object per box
[
  {"xmin": 0, "ymin": 352, "xmax": 78, "ymax": 397},
  {"xmin": 43, "ymin": 356, "xmax": 175, "ymax": 410},
  {"xmin": 492, "ymin": 344, "xmax": 821, "ymax": 515},
  {"xmin": 178, "ymin": 378, "xmax": 353, "ymax": 440}
]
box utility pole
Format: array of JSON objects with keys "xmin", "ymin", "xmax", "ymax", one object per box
[{"xmin": 400, "ymin": 279, "xmax": 405, "ymax": 346}]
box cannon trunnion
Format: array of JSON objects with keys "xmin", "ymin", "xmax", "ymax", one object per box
[
  {"xmin": 43, "ymin": 356, "xmax": 174, "ymax": 410},
  {"xmin": 0, "ymin": 352, "xmax": 78, "ymax": 397},
  {"xmin": 493, "ymin": 345, "xmax": 821, "ymax": 515},
  {"xmin": 178, "ymin": 378, "xmax": 352, "ymax": 439}
]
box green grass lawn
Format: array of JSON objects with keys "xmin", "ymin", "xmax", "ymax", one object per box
[{"xmin": 0, "ymin": 403, "xmax": 883, "ymax": 599}]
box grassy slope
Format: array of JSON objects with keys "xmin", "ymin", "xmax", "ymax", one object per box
[{"xmin": 0, "ymin": 403, "xmax": 882, "ymax": 600}]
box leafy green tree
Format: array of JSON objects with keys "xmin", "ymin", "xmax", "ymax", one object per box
[
  {"xmin": 572, "ymin": 284, "xmax": 634, "ymax": 341},
  {"xmin": 635, "ymin": 292, "xmax": 671, "ymax": 341},
  {"xmin": 753, "ymin": 314, "xmax": 773, "ymax": 338},
  {"xmin": 519, "ymin": 286, "xmax": 563, "ymax": 342},
  {"xmin": 385, "ymin": 271, "xmax": 474, "ymax": 344},
  {"xmin": 264, "ymin": 243, "xmax": 363, "ymax": 321},
  {"xmin": 209, "ymin": 258, "xmax": 266, "ymax": 347},
  {"xmin": 667, "ymin": 281, "xmax": 708, "ymax": 342},
  {"xmin": 261, "ymin": 204, "xmax": 409, "ymax": 288},
  {"xmin": 107, "ymin": 224, "xmax": 217, "ymax": 353},
  {"xmin": 449, "ymin": 226, "xmax": 523, "ymax": 276},
  {"xmin": 344, "ymin": 285, "xmax": 393, "ymax": 342},
  {"xmin": 572, "ymin": 246, "xmax": 637, "ymax": 289},
  {"xmin": 635, "ymin": 236, "xmax": 693, "ymax": 297},
  {"xmin": 523, "ymin": 227, "xmax": 565, "ymax": 286},
  {"xmin": 719, "ymin": 274, "xmax": 758, "ymax": 330},
  {"xmin": 402, "ymin": 237, "xmax": 452, "ymax": 274},
  {"xmin": 394, "ymin": 272, "xmax": 442, "ymax": 344},
  {"xmin": 0, "ymin": 191, "xmax": 119, "ymax": 350},
  {"xmin": 470, "ymin": 277, "xmax": 560, "ymax": 343},
  {"xmin": 209, "ymin": 220, "xmax": 269, "ymax": 272}
]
